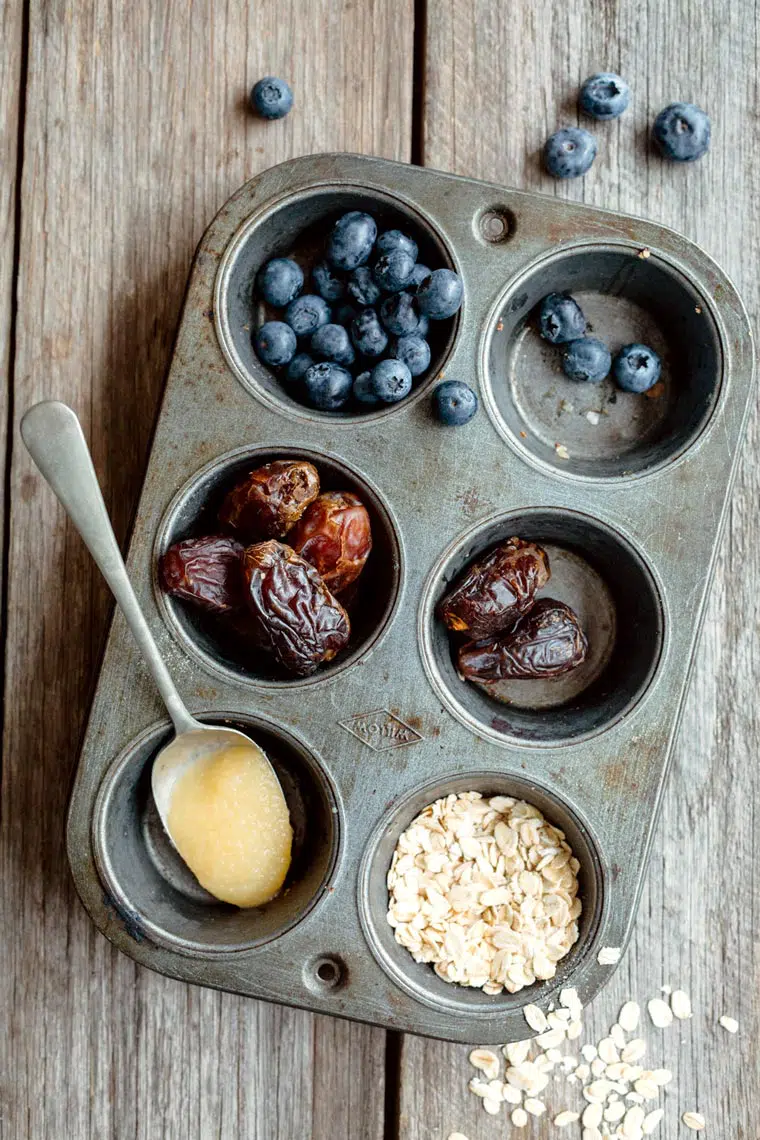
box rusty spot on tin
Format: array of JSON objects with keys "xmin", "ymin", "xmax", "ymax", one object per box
[{"xmin": 456, "ymin": 487, "xmax": 491, "ymax": 517}]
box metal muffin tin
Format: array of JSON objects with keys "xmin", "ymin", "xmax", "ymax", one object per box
[{"xmin": 67, "ymin": 153, "xmax": 754, "ymax": 1044}]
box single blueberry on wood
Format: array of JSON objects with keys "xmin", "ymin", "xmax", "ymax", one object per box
[
  {"xmin": 544, "ymin": 128, "xmax": 597, "ymax": 178},
  {"xmin": 250, "ymin": 77, "xmax": 293, "ymax": 120},
  {"xmin": 652, "ymin": 103, "xmax": 710, "ymax": 162},
  {"xmin": 579, "ymin": 73, "xmax": 630, "ymax": 120}
]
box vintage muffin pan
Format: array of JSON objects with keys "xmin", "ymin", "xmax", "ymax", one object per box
[{"xmin": 67, "ymin": 154, "xmax": 754, "ymax": 1044}]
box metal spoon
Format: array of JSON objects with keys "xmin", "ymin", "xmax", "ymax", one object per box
[{"xmin": 20, "ymin": 400, "xmax": 288, "ymax": 840}]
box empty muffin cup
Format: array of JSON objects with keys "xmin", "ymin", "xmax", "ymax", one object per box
[
  {"xmin": 484, "ymin": 244, "xmax": 723, "ymax": 479},
  {"xmin": 420, "ymin": 508, "xmax": 665, "ymax": 745},
  {"xmin": 215, "ymin": 185, "xmax": 460, "ymax": 421},
  {"xmin": 154, "ymin": 445, "xmax": 403, "ymax": 687},
  {"xmin": 358, "ymin": 771, "xmax": 605, "ymax": 1016},
  {"xmin": 92, "ymin": 713, "xmax": 340, "ymax": 955}
]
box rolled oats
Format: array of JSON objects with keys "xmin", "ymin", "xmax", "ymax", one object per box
[
  {"xmin": 670, "ymin": 989, "xmax": 692, "ymax": 1019},
  {"xmin": 553, "ymin": 1109, "xmax": 580, "ymax": 1126},
  {"xmin": 619, "ymin": 1001, "xmax": 641, "ymax": 1032},
  {"xmin": 642, "ymin": 1108, "xmax": 664, "ymax": 1134},
  {"xmin": 682, "ymin": 1111, "xmax": 706, "ymax": 1131},
  {"xmin": 647, "ymin": 999, "xmax": 673, "ymax": 1029},
  {"xmin": 719, "ymin": 1015, "xmax": 738, "ymax": 1033},
  {"xmin": 511, "ymin": 1106, "xmax": 529, "ymax": 1128},
  {"xmin": 468, "ymin": 1048, "xmax": 500, "ymax": 1080}
]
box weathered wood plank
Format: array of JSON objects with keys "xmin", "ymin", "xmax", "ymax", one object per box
[
  {"xmin": 0, "ymin": 2, "xmax": 413, "ymax": 1137},
  {"xmin": 401, "ymin": 2, "xmax": 760, "ymax": 1137}
]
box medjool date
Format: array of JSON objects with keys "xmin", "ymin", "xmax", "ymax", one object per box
[
  {"xmin": 159, "ymin": 535, "xmax": 244, "ymax": 614},
  {"xmin": 457, "ymin": 599, "xmax": 588, "ymax": 682},
  {"xmin": 287, "ymin": 491, "xmax": 372, "ymax": 593},
  {"xmin": 219, "ymin": 460, "xmax": 319, "ymax": 540},
  {"xmin": 241, "ymin": 540, "xmax": 350, "ymax": 676},
  {"xmin": 438, "ymin": 538, "xmax": 550, "ymax": 640}
]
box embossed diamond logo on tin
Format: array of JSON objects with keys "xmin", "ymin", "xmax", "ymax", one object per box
[{"xmin": 339, "ymin": 709, "xmax": 423, "ymax": 751}]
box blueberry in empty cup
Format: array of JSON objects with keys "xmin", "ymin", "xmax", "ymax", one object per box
[
  {"xmin": 393, "ymin": 333, "xmax": 430, "ymax": 377},
  {"xmin": 538, "ymin": 293, "xmax": 586, "ymax": 344},
  {"xmin": 416, "ymin": 268, "xmax": 463, "ymax": 320},
  {"xmin": 375, "ymin": 229, "xmax": 418, "ymax": 261},
  {"xmin": 380, "ymin": 292, "xmax": 420, "ymax": 336},
  {"xmin": 326, "ymin": 211, "xmax": 377, "ymax": 271},
  {"xmin": 350, "ymin": 308, "xmax": 388, "ymax": 358},
  {"xmin": 369, "ymin": 358, "xmax": 413, "ymax": 404},
  {"xmin": 255, "ymin": 321, "xmax": 297, "ymax": 367},
  {"xmin": 653, "ymin": 102, "xmax": 710, "ymax": 162},
  {"xmin": 285, "ymin": 294, "xmax": 331, "ymax": 338},
  {"xmin": 562, "ymin": 337, "xmax": 611, "ymax": 383},
  {"xmin": 433, "ymin": 380, "xmax": 478, "ymax": 425},
  {"xmin": 373, "ymin": 250, "xmax": 416, "ymax": 294},
  {"xmin": 613, "ymin": 343, "xmax": 662, "ymax": 393},
  {"xmin": 304, "ymin": 362, "xmax": 353, "ymax": 410},
  {"xmin": 250, "ymin": 77, "xmax": 293, "ymax": 120},
  {"xmin": 256, "ymin": 257, "xmax": 303, "ymax": 308},
  {"xmin": 544, "ymin": 127, "xmax": 597, "ymax": 178},
  {"xmin": 312, "ymin": 260, "xmax": 345, "ymax": 302},
  {"xmin": 310, "ymin": 323, "xmax": 356, "ymax": 366},
  {"xmin": 579, "ymin": 72, "xmax": 630, "ymax": 120},
  {"xmin": 347, "ymin": 266, "xmax": 381, "ymax": 307}
]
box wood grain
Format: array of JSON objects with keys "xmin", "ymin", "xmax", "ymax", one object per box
[
  {"xmin": 0, "ymin": 2, "xmax": 412, "ymax": 1137},
  {"xmin": 401, "ymin": 1, "xmax": 760, "ymax": 1137}
]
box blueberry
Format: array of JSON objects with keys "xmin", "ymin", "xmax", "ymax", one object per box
[
  {"xmin": 334, "ymin": 302, "xmax": 359, "ymax": 327},
  {"xmin": 254, "ymin": 321, "xmax": 297, "ymax": 367},
  {"xmin": 376, "ymin": 229, "xmax": 418, "ymax": 261},
  {"xmin": 380, "ymin": 292, "xmax": 420, "ymax": 336},
  {"xmin": 416, "ymin": 268, "xmax": 463, "ymax": 320},
  {"xmin": 579, "ymin": 72, "xmax": 630, "ymax": 120},
  {"xmin": 409, "ymin": 263, "xmax": 431, "ymax": 289},
  {"xmin": 369, "ymin": 358, "xmax": 413, "ymax": 403},
  {"xmin": 312, "ymin": 260, "xmax": 345, "ymax": 302},
  {"xmin": 538, "ymin": 293, "xmax": 587, "ymax": 344},
  {"xmin": 433, "ymin": 380, "xmax": 478, "ymax": 426},
  {"xmin": 353, "ymin": 370, "xmax": 380, "ymax": 406},
  {"xmin": 347, "ymin": 265, "xmax": 381, "ymax": 306},
  {"xmin": 373, "ymin": 250, "xmax": 416, "ymax": 293},
  {"xmin": 350, "ymin": 308, "xmax": 388, "ymax": 358},
  {"xmin": 250, "ymin": 77, "xmax": 293, "ymax": 120},
  {"xmin": 562, "ymin": 337, "xmax": 611, "ymax": 383},
  {"xmin": 544, "ymin": 128, "xmax": 597, "ymax": 178},
  {"xmin": 416, "ymin": 313, "xmax": 430, "ymax": 337},
  {"xmin": 284, "ymin": 294, "xmax": 331, "ymax": 338},
  {"xmin": 393, "ymin": 333, "xmax": 431, "ymax": 377},
  {"xmin": 255, "ymin": 258, "xmax": 304, "ymax": 308},
  {"xmin": 612, "ymin": 343, "xmax": 662, "ymax": 393},
  {"xmin": 310, "ymin": 323, "xmax": 356, "ymax": 366},
  {"xmin": 286, "ymin": 352, "xmax": 314, "ymax": 384},
  {"xmin": 653, "ymin": 102, "xmax": 710, "ymax": 162},
  {"xmin": 326, "ymin": 211, "xmax": 377, "ymax": 271},
  {"xmin": 303, "ymin": 362, "xmax": 353, "ymax": 410}
]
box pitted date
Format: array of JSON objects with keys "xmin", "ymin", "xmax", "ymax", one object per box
[
  {"xmin": 159, "ymin": 535, "xmax": 244, "ymax": 613},
  {"xmin": 241, "ymin": 540, "xmax": 351, "ymax": 675},
  {"xmin": 457, "ymin": 598, "xmax": 588, "ymax": 681},
  {"xmin": 219, "ymin": 460, "xmax": 320, "ymax": 540},
  {"xmin": 438, "ymin": 537, "xmax": 550, "ymax": 640},
  {"xmin": 287, "ymin": 491, "xmax": 372, "ymax": 593}
]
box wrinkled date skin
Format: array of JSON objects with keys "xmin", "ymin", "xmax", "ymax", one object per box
[
  {"xmin": 219, "ymin": 460, "xmax": 320, "ymax": 540},
  {"xmin": 438, "ymin": 538, "xmax": 550, "ymax": 640},
  {"xmin": 458, "ymin": 598, "xmax": 588, "ymax": 682},
  {"xmin": 159, "ymin": 535, "xmax": 244, "ymax": 614},
  {"xmin": 287, "ymin": 491, "xmax": 372, "ymax": 593},
  {"xmin": 241, "ymin": 540, "xmax": 351, "ymax": 676}
]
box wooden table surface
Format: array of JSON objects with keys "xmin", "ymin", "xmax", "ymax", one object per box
[{"xmin": 1, "ymin": 2, "xmax": 758, "ymax": 1137}]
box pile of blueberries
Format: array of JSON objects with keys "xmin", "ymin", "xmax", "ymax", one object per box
[
  {"xmin": 544, "ymin": 72, "xmax": 710, "ymax": 179},
  {"xmin": 253, "ymin": 211, "xmax": 465, "ymax": 414},
  {"xmin": 538, "ymin": 293, "xmax": 661, "ymax": 393}
]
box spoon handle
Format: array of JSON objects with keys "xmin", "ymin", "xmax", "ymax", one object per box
[{"xmin": 21, "ymin": 400, "xmax": 199, "ymax": 736}]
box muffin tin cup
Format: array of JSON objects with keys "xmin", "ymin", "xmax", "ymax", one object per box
[{"xmin": 65, "ymin": 154, "xmax": 754, "ymax": 1042}]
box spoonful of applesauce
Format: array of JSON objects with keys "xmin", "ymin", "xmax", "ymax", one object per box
[{"xmin": 21, "ymin": 401, "xmax": 292, "ymax": 908}]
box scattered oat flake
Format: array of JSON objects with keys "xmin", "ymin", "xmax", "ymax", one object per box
[
  {"xmin": 468, "ymin": 1048, "xmax": 500, "ymax": 1079},
  {"xmin": 671, "ymin": 989, "xmax": 692, "ymax": 1019},
  {"xmin": 555, "ymin": 443, "xmax": 570, "ymax": 459},
  {"xmin": 520, "ymin": 430, "xmax": 528, "ymax": 438},
  {"xmin": 598, "ymin": 946, "xmax": 621, "ymax": 965},
  {"xmin": 651, "ymin": 1068, "xmax": 672, "ymax": 1085},
  {"xmin": 504, "ymin": 1040, "xmax": 532, "ymax": 1065},
  {"xmin": 660, "ymin": 984, "xmax": 672, "ymax": 995},
  {"xmin": 638, "ymin": 248, "xmax": 651, "ymax": 258},
  {"xmin": 511, "ymin": 1106, "xmax": 529, "ymax": 1127},
  {"xmin": 524, "ymin": 1004, "xmax": 549, "ymax": 1033},
  {"xmin": 619, "ymin": 1001, "xmax": 640, "ymax": 1031},
  {"xmin": 582, "ymin": 1129, "xmax": 603, "ymax": 1140},
  {"xmin": 605, "ymin": 1101, "xmax": 626, "ymax": 1123},
  {"xmin": 621, "ymin": 1038, "xmax": 646, "ymax": 1064},
  {"xmin": 502, "ymin": 1084, "xmax": 523, "ymax": 1105},
  {"xmin": 482, "ymin": 1096, "xmax": 501, "ymax": 1115},
  {"xmin": 682, "ymin": 1111, "xmax": 706, "ymax": 1131},
  {"xmin": 554, "ymin": 1109, "xmax": 580, "ymax": 1126},
  {"xmin": 582, "ymin": 1101, "xmax": 603, "ymax": 1127},
  {"xmin": 642, "ymin": 1108, "xmax": 664, "ymax": 1134},
  {"xmin": 524, "ymin": 1097, "xmax": 546, "ymax": 1116},
  {"xmin": 581, "ymin": 1044, "xmax": 598, "ymax": 1061},
  {"xmin": 719, "ymin": 1015, "xmax": 739, "ymax": 1033},
  {"xmin": 585, "ymin": 410, "xmax": 600, "ymax": 425},
  {"xmin": 647, "ymin": 998, "xmax": 673, "ymax": 1028},
  {"xmin": 611, "ymin": 1023, "xmax": 627, "ymax": 1050}
]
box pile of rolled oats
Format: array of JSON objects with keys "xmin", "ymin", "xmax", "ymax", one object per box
[{"xmin": 386, "ymin": 791, "xmax": 582, "ymax": 993}]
